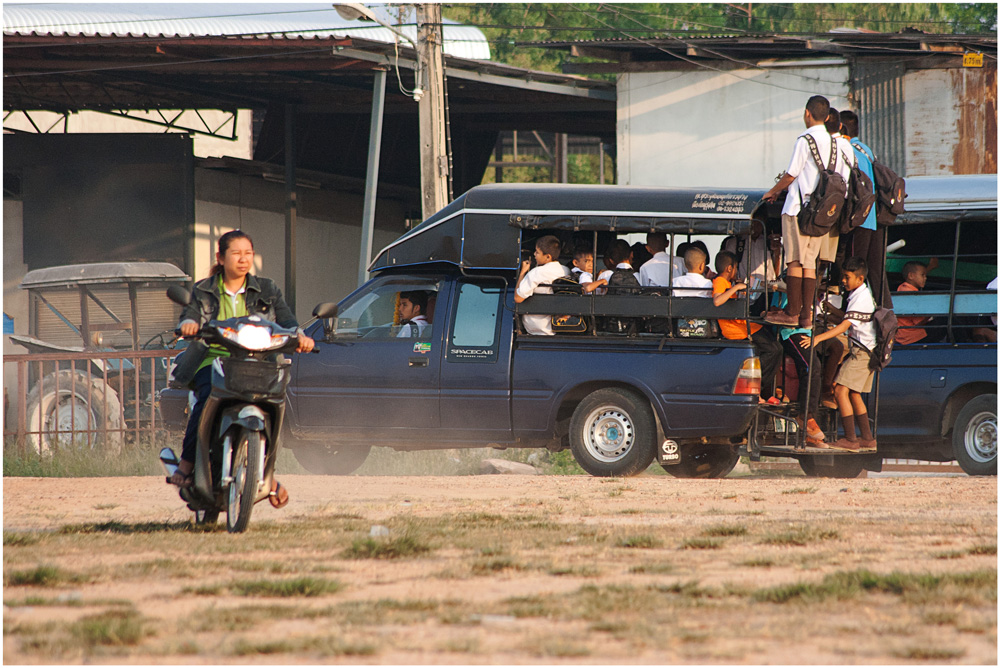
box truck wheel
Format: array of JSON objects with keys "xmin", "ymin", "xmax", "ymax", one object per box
[
  {"xmin": 569, "ymin": 388, "xmax": 656, "ymax": 477},
  {"xmin": 25, "ymin": 370, "xmax": 122, "ymax": 456},
  {"xmin": 952, "ymin": 394, "xmax": 997, "ymax": 476},
  {"xmin": 798, "ymin": 455, "xmax": 868, "ymax": 478},
  {"xmin": 292, "ymin": 442, "xmax": 371, "ymax": 475},
  {"xmin": 663, "ymin": 444, "xmax": 739, "ymax": 478}
]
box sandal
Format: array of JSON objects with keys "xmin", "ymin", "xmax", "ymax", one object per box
[
  {"xmin": 168, "ymin": 470, "xmax": 194, "ymax": 488},
  {"xmin": 269, "ymin": 481, "xmax": 289, "ymax": 509}
]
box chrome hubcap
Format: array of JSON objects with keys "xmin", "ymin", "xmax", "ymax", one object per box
[
  {"xmin": 965, "ymin": 411, "xmax": 997, "ymax": 463},
  {"xmin": 583, "ymin": 406, "xmax": 635, "ymax": 463}
]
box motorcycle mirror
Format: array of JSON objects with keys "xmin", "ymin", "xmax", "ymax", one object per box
[
  {"xmin": 313, "ymin": 302, "xmax": 338, "ymax": 319},
  {"xmin": 166, "ymin": 285, "xmax": 193, "ymax": 307}
]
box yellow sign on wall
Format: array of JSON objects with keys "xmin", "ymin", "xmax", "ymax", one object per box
[{"xmin": 963, "ymin": 53, "xmax": 984, "ymax": 68}]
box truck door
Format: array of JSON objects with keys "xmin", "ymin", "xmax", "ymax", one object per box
[
  {"xmin": 439, "ymin": 278, "xmax": 513, "ymax": 439},
  {"xmin": 290, "ymin": 274, "xmax": 444, "ymax": 438}
]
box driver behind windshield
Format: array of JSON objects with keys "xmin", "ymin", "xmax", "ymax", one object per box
[{"xmin": 171, "ymin": 229, "xmax": 314, "ymax": 508}]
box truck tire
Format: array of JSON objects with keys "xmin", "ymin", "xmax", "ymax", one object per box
[
  {"xmin": 663, "ymin": 444, "xmax": 740, "ymax": 478},
  {"xmin": 952, "ymin": 394, "xmax": 997, "ymax": 476},
  {"xmin": 798, "ymin": 455, "xmax": 869, "ymax": 478},
  {"xmin": 569, "ymin": 388, "xmax": 656, "ymax": 477},
  {"xmin": 292, "ymin": 442, "xmax": 371, "ymax": 475},
  {"xmin": 25, "ymin": 370, "xmax": 123, "ymax": 456}
]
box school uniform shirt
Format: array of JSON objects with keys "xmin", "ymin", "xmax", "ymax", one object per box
[
  {"xmin": 672, "ymin": 272, "xmax": 713, "ymax": 298},
  {"xmin": 516, "ymin": 261, "xmax": 570, "ymax": 335},
  {"xmin": 844, "ymin": 282, "xmax": 877, "ymax": 351},
  {"xmin": 893, "ymin": 281, "xmax": 930, "ymax": 345},
  {"xmin": 570, "ymin": 267, "xmax": 593, "ymax": 284},
  {"xmin": 849, "ymin": 138, "xmax": 878, "ymax": 231},
  {"xmin": 397, "ymin": 315, "xmax": 429, "ymax": 338},
  {"xmin": 781, "ymin": 124, "xmax": 833, "ymax": 218},
  {"xmin": 638, "ymin": 251, "xmax": 686, "ymax": 287}
]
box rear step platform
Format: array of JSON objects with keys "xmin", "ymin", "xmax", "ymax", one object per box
[{"xmin": 759, "ymin": 444, "xmax": 876, "ymax": 457}]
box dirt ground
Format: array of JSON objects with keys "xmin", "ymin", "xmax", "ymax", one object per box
[{"xmin": 3, "ymin": 473, "xmax": 997, "ymax": 664}]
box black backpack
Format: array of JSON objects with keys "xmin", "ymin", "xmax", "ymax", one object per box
[
  {"xmin": 601, "ymin": 268, "xmax": 641, "ymax": 335},
  {"xmin": 854, "ymin": 306, "xmax": 899, "ymax": 372},
  {"xmin": 839, "ymin": 150, "xmax": 877, "ymax": 234},
  {"xmin": 797, "ymin": 135, "xmax": 848, "ymax": 237},
  {"xmin": 550, "ymin": 275, "xmax": 587, "ymax": 334},
  {"xmin": 852, "ymin": 143, "xmax": 906, "ymax": 225}
]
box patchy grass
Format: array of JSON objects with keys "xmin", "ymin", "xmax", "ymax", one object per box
[
  {"xmin": 781, "ymin": 487, "xmax": 818, "ymax": 495},
  {"xmin": 703, "ymin": 524, "xmax": 748, "ymax": 537},
  {"xmin": 760, "ymin": 527, "xmax": 839, "ymax": 546},
  {"xmin": 616, "ymin": 534, "xmax": 662, "ymax": 549},
  {"xmin": 893, "ymin": 646, "xmax": 966, "ymax": 660},
  {"xmin": 4, "ymin": 532, "xmax": 42, "ymax": 547},
  {"xmin": 471, "ymin": 556, "xmax": 526, "ymax": 575},
  {"xmin": 968, "ymin": 543, "xmax": 997, "ymax": 556},
  {"xmin": 3, "ymin": 438, "xmax": 166, "ymax": 478},
  {"xmin": 740, "ymin": 557, "xmax": 775, "ymax": 568},
  {"xmin": 71, "ymin": 609, "xmax": 151, "ymax": 648},
  {"xmin": 230, "ymin": 577, "xmax": 343, "ymax": 598},
  {"xmin": 230, "ymin": 635, "xmax": 377, "ymax": 657},
  {"xmin": 4, "ymin": 565, "xmax": 84, "ymax": 587},
  {"xmin": 681, "ymin": 538, "xmax": 722, "ymax": 550},
  {"xmin": 752, "ymin": 569, "xmax": 997, "ymax": 604},
  {"xmin": 342, "ymin": 533, "xmax": 432, "ymax": 560},
  {"xmin": 628, "ymin": 563, "xmax": 673, "ymax": 575}
]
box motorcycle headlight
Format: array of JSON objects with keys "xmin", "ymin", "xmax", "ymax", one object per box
[{"xmin": 221, "ymin": 324, "xmax": 276, "ymax": 351}]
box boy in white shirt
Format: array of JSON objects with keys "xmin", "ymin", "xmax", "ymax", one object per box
[
  {"xmin": 515, "ymin": 235, "xmax": 570, "ymax": 335},
  {"xmin": 801, "ymin": 256, "xmax": 877, "ymax": 451},
  {"xmin": 570, "ymin": 248, "xmax": 608, "ymax": 293},
  {"xmin": 639, "ymin": 232, "xmax": 686, "ymax": 287},
  {"xmin": 672, "ymin": 247, "xmax": 713, "ymax": 298}
]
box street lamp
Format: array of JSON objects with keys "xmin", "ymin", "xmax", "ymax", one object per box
[{"xmin": 333, "ymin": 3, "xmax": 422, "ymax": 100}]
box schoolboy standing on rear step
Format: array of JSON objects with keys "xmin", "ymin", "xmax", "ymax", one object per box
[
  {"xmin": 762, "ymin": 95, "xmax": 833, "ymax": 329},
  {"xmin": 515, "ymin": 235, "xmax": 570, "ymax": 335},
  {"xmin": 801, "ymin": 256, "xmax": 877, "ymax": 452}
]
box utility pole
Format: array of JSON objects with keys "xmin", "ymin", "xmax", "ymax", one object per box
[{"xmin": 416, "ymin": 3, "xmax": 449, "ymax": 220}]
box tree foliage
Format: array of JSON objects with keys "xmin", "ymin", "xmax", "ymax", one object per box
[{"xmin": 443, "ymin": 3, "xmax": 997, "ymax": 74}]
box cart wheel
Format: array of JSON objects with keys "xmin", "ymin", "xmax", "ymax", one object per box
[{"xmin": 24, "ymin": 370, "xmax": 122, "ymax": 456}]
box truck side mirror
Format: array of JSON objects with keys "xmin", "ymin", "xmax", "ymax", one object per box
[{"xmin": 312, "ymin": 302, "xmax": 339, "ymax": 341}]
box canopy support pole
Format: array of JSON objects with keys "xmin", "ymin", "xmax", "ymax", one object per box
[{"xmin": 359, "ymin": 68, "xmax": 387, "ymax": 288}]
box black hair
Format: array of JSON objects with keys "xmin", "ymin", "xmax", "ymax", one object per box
[
  {"xmin": 805, "ymin": 95, "xmax": 830, "ymax": 123},
  {"xmin": 573, "ymin": 246, "xmax": 593, "ymax": 260},
  {"xmin": 645, "ymin": 232, "xmax": 667, "ymax": 253},
  {"xmin": 840, "ymin": 110, "xmax": 860, "ymax": 138},
  {"xmin": 902, "ymin": 260, "xmax": 927, "ymax": 279},
  {"xmin": 535, "ymin": 235, "xmax": 562, "ymax": 260},
  {"xmin": 630, "ymin": 241, "xmax": 652, "ymax": 269},
  {"xmin": 608, "ymin": 239, "xmax": 632, "ymax": 265},
  {"xmin": 691, "ymin": 240, "xmax": 709, "ymax": 257},
  {"xmin": 211, "ymin": 229, "xmax": 253, "ymax": 277},
  {"xmin": 399, "ymin": 290, "xmax": 428, "ymax": 314},
  {"xmin": 825, "ymin": 107, "xmax": 841, "ymax": 134},
  {"xmin": 683, "ymin": 247, "xmax": 707, "ymax": 272},
  {"xmin": 843, "ymin": 255, "xmax": 868, "ymax": 279},
  {"xmin": 715, "ymin": 250, "xmax": 738, "ymax": 274}
]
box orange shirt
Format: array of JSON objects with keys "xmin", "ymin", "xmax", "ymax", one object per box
[
  {"xmin": 713, "ymin": 276, "xmax": 761, "ymax": 339},
  {"xmin": 895, "ymin": 281, "xmax": 929, "ymax": 345}
]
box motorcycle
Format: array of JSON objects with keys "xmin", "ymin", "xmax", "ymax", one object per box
[{"xmin": 159, "ymin": 284, "xmax": 337, "ymax": 533}]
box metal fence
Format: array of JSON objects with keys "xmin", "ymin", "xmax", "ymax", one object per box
[{"xmin": 3, "ymin": 349, "xmax": 182, "ymax": 453}]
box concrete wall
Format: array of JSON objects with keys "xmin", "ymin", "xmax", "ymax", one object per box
[
  {"xmin": 617, "ymin": 67, "xmax": 851, "ymax": 188},
  {"xmin": 193, "ymin": 169, "xmax": 407, "ymax": 322},
  {"xmin": 3, "ymin": 200, "xmax": 28, "ymax": 428},
  {"xmin": 3, "ymin": 110, "xmax": 253, "ymax": 160}
]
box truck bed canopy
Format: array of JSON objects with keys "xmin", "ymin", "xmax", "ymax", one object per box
[
  {"xmin": 893, "ymin": 174, "xmax": 996, "ymax": 225},
  {"xmin": 370, "ymin": 184, "xmax": 768, "ymax": 272}
]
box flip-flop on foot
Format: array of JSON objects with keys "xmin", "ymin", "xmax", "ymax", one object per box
[{"xmin": 269, "ymin": 482, "xmax": 289, "ymax": 509}]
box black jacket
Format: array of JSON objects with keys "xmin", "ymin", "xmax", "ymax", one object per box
[{"xmin": 179, "ymin": 274, "xmax": 299, "ymax": 330}]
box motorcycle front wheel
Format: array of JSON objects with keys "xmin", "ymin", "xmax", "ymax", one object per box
[{"xmin": 227, "ymin": 430, "xmax": 263, "ymax": 533}]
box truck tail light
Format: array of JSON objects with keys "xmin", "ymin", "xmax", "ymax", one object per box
[{"xmin": 733, "ymin": 357, "xmax": 761, "ymax": 395}]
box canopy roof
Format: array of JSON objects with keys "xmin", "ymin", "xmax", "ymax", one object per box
[
  {"xmin": 894, "ymin": 174, "xmax": 997, "ymax": 225},
  {"xmin": 21, "ymin": 262, "xmax": 190, "ymax": 289},
  {"xmin": 370, "ymin": 184, "xmax": 768, "ymax": 272}
]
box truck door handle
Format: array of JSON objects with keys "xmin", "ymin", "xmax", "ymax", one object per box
[{"xmin": 408, "ymin": 357, "xmax": 429, "ymax": 368}]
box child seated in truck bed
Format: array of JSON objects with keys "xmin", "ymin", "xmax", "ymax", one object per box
[{"xmin": 514, "ymin": 235, "xmax": 570, "ymax": 335}]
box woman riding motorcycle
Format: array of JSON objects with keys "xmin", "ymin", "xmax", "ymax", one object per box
[{"xmin": 169, "ymin": 229, "xmax": 314, "ymax": 508}]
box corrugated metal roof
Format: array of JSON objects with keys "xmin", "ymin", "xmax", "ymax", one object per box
[{"xmin": 2, "ymin": 3, "xmax": 491, "ymax": 60}]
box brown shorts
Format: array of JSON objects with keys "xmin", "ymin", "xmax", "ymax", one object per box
[
  {"xmin": 781, "ymin": 213, "xmax": 825, "ymax": 270},
  {"xmin": 835, "ymin": 346, "xmax": 874, "ymax": 393},
  {"xmin": 819, "ymin": 225, "xmax": 839, "ymax": 263}
]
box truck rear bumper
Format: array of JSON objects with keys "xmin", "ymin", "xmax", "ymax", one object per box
[{"xmin": 655, "ymin": 394, "xmax": 756, "ymax": 438}]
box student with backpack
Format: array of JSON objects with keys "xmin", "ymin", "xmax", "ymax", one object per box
[
  {"xmin": 839, "ymin": 111, "xmax": 893, "ymax": 308},
  {"xmin": 762, "ymin": 95, "xmax": 842, "ymax": 329},
  {"xmin": 800, "ymin": 256, "xmax": 878, "ymax": 452}
]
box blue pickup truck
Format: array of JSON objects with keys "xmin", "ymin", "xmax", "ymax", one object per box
[{"xmin": 163, "ymin": 179, "xmax": 995, "ymax": 478}]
